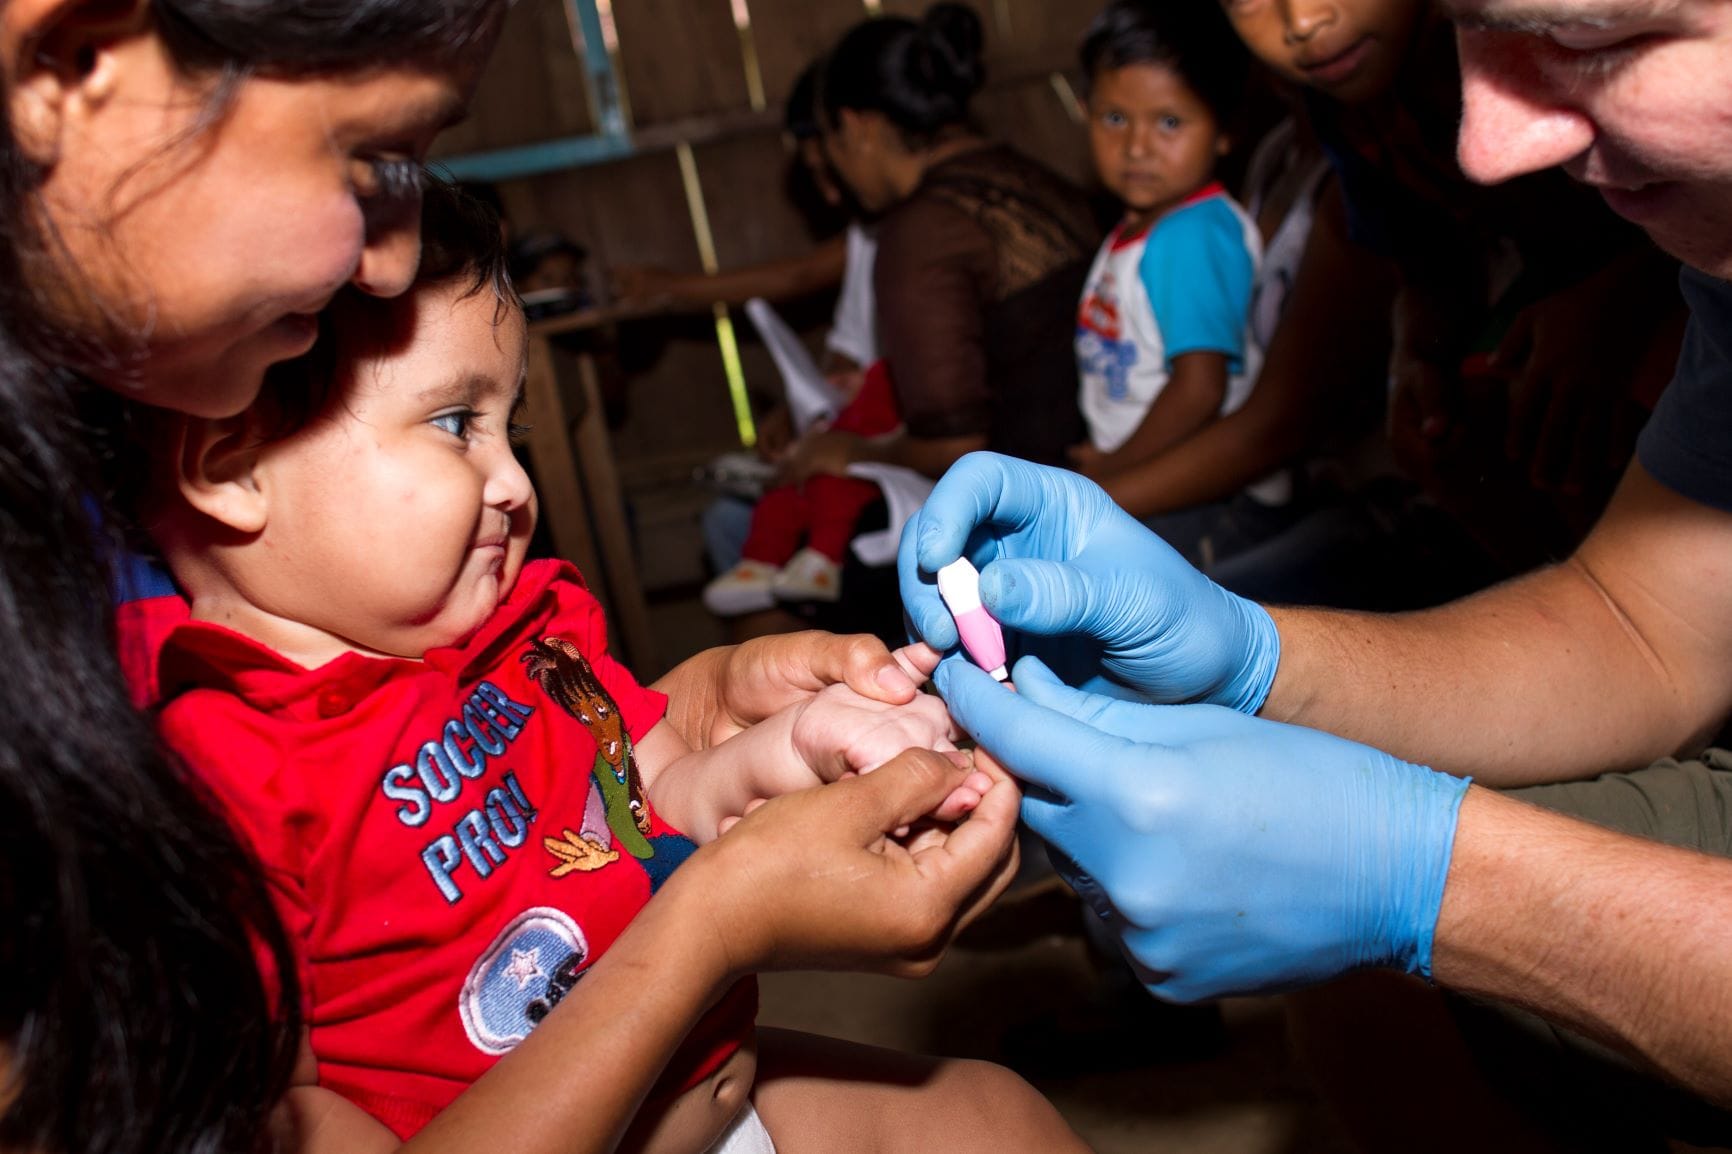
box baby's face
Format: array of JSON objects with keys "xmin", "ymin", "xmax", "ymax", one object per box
[{"xmin": 252, "ymin": 282, "xmax": 537, "ymax": 658}]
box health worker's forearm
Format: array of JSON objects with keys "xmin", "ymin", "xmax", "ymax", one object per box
[
  {"xmin": 1262, "ymin": 465, "xmax": 1732, "ymax": 784},
  {"xmin": 1434, "ymin": 786, "xmax": 1732, "ymax": 1106}
]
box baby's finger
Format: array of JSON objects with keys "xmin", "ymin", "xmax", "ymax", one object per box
[
  {"xmin": 932, "ymin": 769, "xmax": 994, "ymax": 821},
  {"xmin": 716, "ymin": 796, "xmax": 771, "ymax": 839},
  {"xmin": 892, "ymin": 642, "xmax": 942, "ymax": 685}
]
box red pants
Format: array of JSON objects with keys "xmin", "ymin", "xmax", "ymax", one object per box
[
  {"xmin": 740, "ymin": 359, "xmax": 899, "ymax": 566},
  {"xmin": 740, "ymin": 473, "xmax": 881, "ymax": 565}
]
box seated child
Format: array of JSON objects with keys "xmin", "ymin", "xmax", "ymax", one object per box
[
  {"xmin": 132, "ymin": 185, "xmax": 1084, "ymax": 1153},
  {"xmin": 701, "ymin": 359, "xmax": 898, "ymax": 615},
  {"xmin": 1071, "ymin": 0, "xmax": 1261, "ymax": 481}
]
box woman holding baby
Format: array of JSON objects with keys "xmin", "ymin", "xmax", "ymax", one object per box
[{"xmin": 0, "ymin": 1, "xmax": 1021, "ymax": 1151}]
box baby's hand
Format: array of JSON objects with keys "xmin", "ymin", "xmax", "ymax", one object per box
[
  {"xmin": 796, "ymin": 684, "xmax": 992, "ymax": 824},
  {"xmin": 675, "ymin": 680, "xmax": 989, "ymax": 843},
  {"xmin": 791, "ymin": 682, "xmax": 955, "ymax": 779},
  {"xmin": 745, "ymin": 685, "xmax": 988, "ymax": 827}
]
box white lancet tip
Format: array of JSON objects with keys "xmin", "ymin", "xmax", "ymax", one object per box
[{"xmin": 936, "ymin": 557, "xmax": 982, "ymax": 615}]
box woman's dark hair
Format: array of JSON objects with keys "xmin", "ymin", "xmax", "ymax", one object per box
[
  {"xmin": 154, "ymin": 0, "xmax": 502, "ymax": 75},
  {"xmin": 820, "ymin": 2, "xmax": 986, "ymax": 148},
  {"xmin": 1078, "ymin": 0, "xmax": 1250, "ymax": 125},
  {"xmin": 0, "ymin": 152, "xmax": 300, "ymax": 1154},
  {"xmin": 0, "ymin": 3, "xmax": 501, "ymax": 1152}
]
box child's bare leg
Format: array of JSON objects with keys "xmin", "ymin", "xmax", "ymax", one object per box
[{"xmin": 750, "ymin": 1027, "xmax": 1088, "ymax": 1153}]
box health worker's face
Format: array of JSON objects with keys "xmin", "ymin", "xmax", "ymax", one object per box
[
  {"xmin": 1451, "ymin": 0, "xmax": 1732, "ymax": 277},
  {"xmin": 252, "ymin": 283, "xmax": 537, "ymax": 659},
  {"xmin": 1089, "ymin": 62, "xmax": 1229, "ymax": 229},
  {"xmin": 30, "ymin": 29, "xmax": 475, "ymax": 417},
  {"xmin": 1221, "ymin": 0, "xmax": 1426, "ymax": 103}
]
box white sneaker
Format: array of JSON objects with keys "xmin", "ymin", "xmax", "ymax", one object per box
[
  {"xmin": 702, "ymin": 559, "xmax": 780, "ymax": 616},
  {"xmin": 771, "ymin": 548, "xmax": 843, "ymax": 603}
]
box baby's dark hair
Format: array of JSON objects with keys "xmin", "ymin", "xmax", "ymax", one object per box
[
  {"xmin": 820, "ymin": 3, "xmax": 986, "ymax": 148},
  {"xmin": 417, "ymin": 175, "xmax": 518, "ymax": 306},
  {"xmin": 1079, "ymin": 0, "xmax": 1249, "ymax": 125},
  {"xmin": 256, "ymin": 175, "xmax": 519, "ymax": 440}
]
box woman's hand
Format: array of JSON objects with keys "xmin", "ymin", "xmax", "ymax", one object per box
[
  {"xmin": 609, "ymin": 263, "xmax": 689, "ymax": 309},
  {"xmin": 755, "ymin": 404, "xmax": 795, "ymax": 463},
  {"xmin": 654, "ymin": 634, "xmax": 939, "ymax": 752},
  {"xmin": 781, "ymin": 428, "xmax": 861, "ymax": 486},
  {"xmin": 682, "ymin": 747, "xmax": 1022, "ymax": 978}
]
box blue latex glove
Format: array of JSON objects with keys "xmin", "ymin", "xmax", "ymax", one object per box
[
  {"xmin": 936, "ymin": 656, "xmax": 1471, "ymax": 1002},
  {"xmin": 900, "ymin": 452, "xmax": 1279, "ymax": 712}
]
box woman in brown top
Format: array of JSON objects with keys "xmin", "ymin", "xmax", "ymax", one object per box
[{"xmin": 787, "ymin": 3, "xmax": 1100, "ymax": 483}]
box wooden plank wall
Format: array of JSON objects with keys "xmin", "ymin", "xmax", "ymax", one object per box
[
  {"xmin": 611, "ymin": 0, "xmax": 751, "ymax": 125},
  {"xmin": 443, "ymin": 0, "xmax": 1098, "ymax": 494},
  {"xmin": 743, "ymin": 0, "xmax": 863, "ymax": 107},
  {"xmin": 434, "ymin": 0, "xmax": 593, "ymax": 156}
]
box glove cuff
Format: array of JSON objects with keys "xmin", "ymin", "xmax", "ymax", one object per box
[
  {"xmin": 1215, "ymin": 592, "xmax": 1281, "ymax": 715},
  {"xmin": 1391, "ymin": 766, "xmax": 1472, "ymax": 980}
]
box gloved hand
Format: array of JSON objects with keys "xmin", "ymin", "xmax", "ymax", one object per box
[
  {"xmin": 900, "ymin": 452, "xmax": 1280, "ymax": 712},
  {"xmin": 936, "ymin": 656, "xmax": 1471, "ymax": 1001}
]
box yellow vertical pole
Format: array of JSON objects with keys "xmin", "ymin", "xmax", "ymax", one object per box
[{"xmin": 676, "ymin": 141, "xmax": 758, "ymax": 448}]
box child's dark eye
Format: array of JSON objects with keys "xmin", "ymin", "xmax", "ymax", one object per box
[
  {"xmin": 1100, "ymin": 110, "xmax": 1128, "ymax": 129},
  {"xmin": 431, "ymin": 410, "xmax": 474, "ymax": 440},
  {"xmin": 1160, "ymin": 115, "xmax": 1183, "ymax": 132}
]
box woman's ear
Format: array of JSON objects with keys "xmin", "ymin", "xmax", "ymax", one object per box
[
  {"xmin": 169, "ymin": 413, "xmax": 270, "ymax": 536},
  {"xmin": 4, "ymin": 0, "xmax": 152, "ymax": 167}
]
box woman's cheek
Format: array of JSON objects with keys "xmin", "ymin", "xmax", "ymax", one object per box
[{"xmin": 276, "ymin": 196, "xmax": 370, "ymax": 300}]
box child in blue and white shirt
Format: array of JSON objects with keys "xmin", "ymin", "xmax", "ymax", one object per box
[{"xmin": 1072, "ymin": 0, "xmax": 1261, "ymax": 479}]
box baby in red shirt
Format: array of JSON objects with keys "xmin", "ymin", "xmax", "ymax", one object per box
[{"xmin": 133, "ymin": 184, "xmax": 1083, "ymax": 1153}]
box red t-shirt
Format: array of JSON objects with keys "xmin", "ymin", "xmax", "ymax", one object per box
[{"xmin": 145, "ymin": 560, "xmax": 756, "ymax": 1138}]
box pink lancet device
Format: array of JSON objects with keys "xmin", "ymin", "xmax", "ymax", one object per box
[{"xmin": 937, "ymin": 558, "xmax": 1009, "ymax": 681}]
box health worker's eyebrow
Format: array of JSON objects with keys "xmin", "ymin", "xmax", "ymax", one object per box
[{"xmin": 1443, "ymin": 0, "xmax": 1681, "ymax": 31}]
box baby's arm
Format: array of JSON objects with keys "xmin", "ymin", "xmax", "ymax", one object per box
[{"xmin": 637, "ymin": 685, "xmax": 985, "ymax": 843}]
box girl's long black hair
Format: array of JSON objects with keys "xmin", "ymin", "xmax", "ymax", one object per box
[{"xmin": 0, "ymin": 2, "xmax": 501, "ymax": 1151}]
